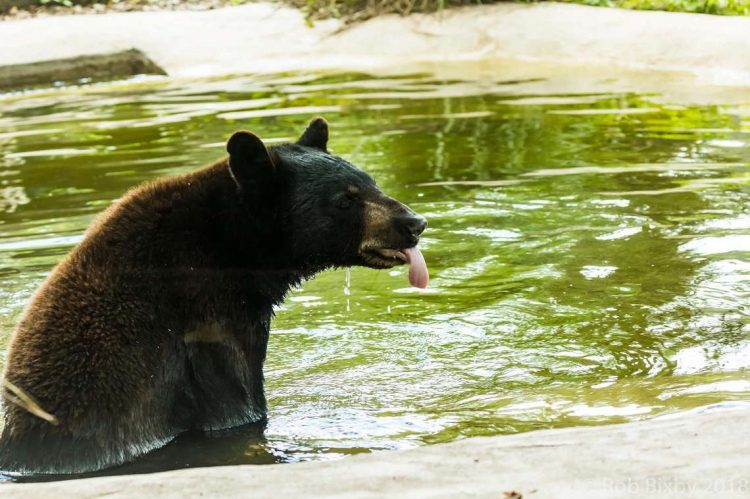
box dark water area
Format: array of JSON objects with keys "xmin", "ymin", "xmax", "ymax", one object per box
[{"xmin": 0, "ymin": 71, "xmax": 749, "ymax": 479}]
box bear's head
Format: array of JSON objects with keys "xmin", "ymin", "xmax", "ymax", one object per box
[{"xmin": 226, "ymin": 117, "xmax": 428, "ymax": 287}]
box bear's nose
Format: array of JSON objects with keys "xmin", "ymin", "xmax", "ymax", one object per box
[{"xmin": 405, "ymin": 215, "xmax": 427, "ymax": 238}]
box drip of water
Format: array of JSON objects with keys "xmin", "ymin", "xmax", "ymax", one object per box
[{"xmin": 344, "ymin": 267, "xmax": 351, "ymax": 313}]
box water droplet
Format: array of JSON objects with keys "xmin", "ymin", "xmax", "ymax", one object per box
[{"xmin": 344, "ymin": 267, "xmax": 351, "ymax": 313}]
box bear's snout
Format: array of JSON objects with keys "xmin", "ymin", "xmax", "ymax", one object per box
[
  {"xmin": 357, "ymin": 195, "xmax": 428, "ymax": 273},
  {"xmin": 396, "ymin": 213, "xmax": 427, "ymax": 240}
]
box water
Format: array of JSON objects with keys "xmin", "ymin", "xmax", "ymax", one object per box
[{"xmin": 1, "ymin": 70, "xmax": 749, "ymax": 477}]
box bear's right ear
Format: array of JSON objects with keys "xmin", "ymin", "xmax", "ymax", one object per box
[
  {"xmin": 226, "ymin": 131, "xmax": 275, "ymax": 188},
  {"xmin": 297, "ymin": 117, "xmax": 328, "ymax": 151}
]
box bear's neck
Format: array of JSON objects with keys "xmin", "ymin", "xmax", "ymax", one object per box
[{"xmin": 203, "ymin": 159, "xmax": 314, "ymax": 304}]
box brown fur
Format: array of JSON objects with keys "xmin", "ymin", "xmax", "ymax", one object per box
[{"xmin": 1, "ymin": 160, "xmax": 273, "ymax": 473}]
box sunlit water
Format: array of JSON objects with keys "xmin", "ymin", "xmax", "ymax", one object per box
[{"xmin": 0, "ymin": 71, "xmax": 749, "ymax": 478}]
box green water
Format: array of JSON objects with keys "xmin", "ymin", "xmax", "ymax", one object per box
[{"xmin": 1, "ymin": 72, "xmax": 749, "ymax": 472}]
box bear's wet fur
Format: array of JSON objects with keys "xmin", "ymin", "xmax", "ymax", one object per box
[{"xmin": 0, "ymin": 118, "xmax": 427, "ymax": 474}]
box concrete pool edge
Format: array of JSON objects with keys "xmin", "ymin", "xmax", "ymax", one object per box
[
  {"xmin": 2, "ymin": 404, "xmax": 749, "ymax": 498},
  {"xmin": 1, "ymin": 2, "xmax": 750, "ymax": 89}
]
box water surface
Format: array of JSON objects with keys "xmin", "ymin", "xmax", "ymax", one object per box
[{"xmin": 1, "ymin": 72, "xmax": 749, "ymax": 476}]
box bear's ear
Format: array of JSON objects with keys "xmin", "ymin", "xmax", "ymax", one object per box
[
  {"xmin": 227, "ymin": 131, "xmax": 275, "ymax": 187},
  {"xmin": 296, "ymin": 117, "xmax": 328, "ymax": 151}
]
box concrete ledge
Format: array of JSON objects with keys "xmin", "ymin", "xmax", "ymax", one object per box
[
  {"xmin": 0, "ymin": 49, "xmax": 166, "ymax": 90},
  {"xmin": 2, "ymin": 404, "xmax": 749, "ymax": 498}
]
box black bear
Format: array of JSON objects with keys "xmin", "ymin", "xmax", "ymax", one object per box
[{"xmin": 0, "ymin": 118, "xmax": 428, "ymax": 474}]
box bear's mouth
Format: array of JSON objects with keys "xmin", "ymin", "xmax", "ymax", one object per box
[
  {"xmin": 359, "ymin": 244, "xmax": 429, "ymax": 288},
  {"xmin": 360, "ymin": 247, "xmax": 408, "ymax": 269}
]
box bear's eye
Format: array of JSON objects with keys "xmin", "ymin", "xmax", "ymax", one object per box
[{"xmin": 339, "ymin": 190, "xmax": 358, "ymax": 210}]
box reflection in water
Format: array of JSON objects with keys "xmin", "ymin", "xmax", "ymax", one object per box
[
  {"xmin": 0, "ymin": 71, "xmax": 749, "ymax": 477},
  {"xmin": 9, "ymin": 422, "xmax": 271, "ymax": 483}
]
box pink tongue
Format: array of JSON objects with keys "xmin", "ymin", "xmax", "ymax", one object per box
[{"xmin": 403, "ymin": 246, "xmax": 429, "ymax": 289}]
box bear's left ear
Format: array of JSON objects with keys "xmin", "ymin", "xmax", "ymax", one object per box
[
  {"xmin": 227, "ymin": 130, "xmax": 275, "ymax": 188},
  {"xmin": 297, "ymin": 117, "xmax": 328, "ymax": 151}
]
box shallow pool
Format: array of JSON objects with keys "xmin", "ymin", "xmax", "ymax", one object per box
[{"xmin": 1, "ymin": 71, "xmax": 749, "ymax": 477}]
